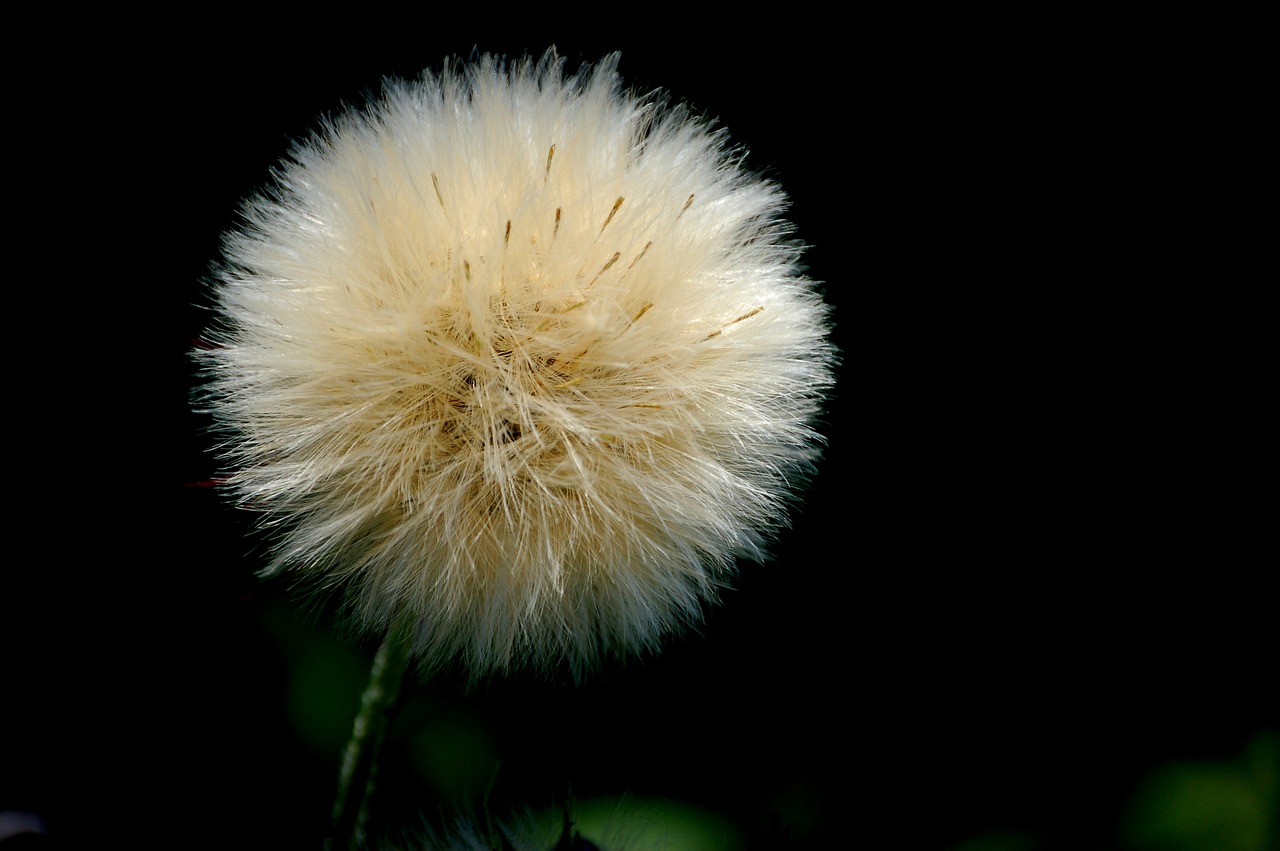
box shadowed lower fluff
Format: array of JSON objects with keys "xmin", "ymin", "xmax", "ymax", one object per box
[{"xmin": 198, "ymin": 51, "xmax": 836, "ymax": 677}]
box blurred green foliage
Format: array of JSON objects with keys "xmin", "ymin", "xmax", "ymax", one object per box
[
  {"xmin": 406, "ymin": 710, "xmax": 501, "ymax": 801},
  {"xmin": 533, "ymin": 795, "xmax": 744, "ymax": 851},
  {"xmin": 953, "ymin": 731, "xmax": 1279, "ymax": 851},
  {"xmin": 1120, "ymin": 730, "xmax": 1277, "ymax": 851},
  {"xmin": 251, "ymin": 587, "xmax": 1276, "ymax": 850}
]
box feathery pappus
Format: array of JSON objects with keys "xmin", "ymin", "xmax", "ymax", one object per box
[{"xmin": 197, "ymin": 50, "xmax": 836, "ymax": 677}]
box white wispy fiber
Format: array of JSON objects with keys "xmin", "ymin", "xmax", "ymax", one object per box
[{"xmin": 199, "ymin": 51, "xmax": 836, "ymax": 676}]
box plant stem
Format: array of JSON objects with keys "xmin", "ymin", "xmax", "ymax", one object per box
[{"xmin": 325, "ymin": 618, "xmax": 414, "ymax": 851}]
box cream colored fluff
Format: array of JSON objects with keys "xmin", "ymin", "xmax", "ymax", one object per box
[{"xmin": 199, "ymin": 52, "xmax": 835, "ymax": 676}]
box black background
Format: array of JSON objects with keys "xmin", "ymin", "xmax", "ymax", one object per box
[{"xmin": 4, "ymin": 19, "xmax": 1272, "ymax": 851}]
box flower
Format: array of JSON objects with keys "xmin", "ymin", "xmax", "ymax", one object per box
[{"xmin": 198, "ymin": 51, "xmax": 836, "ymax": 676}]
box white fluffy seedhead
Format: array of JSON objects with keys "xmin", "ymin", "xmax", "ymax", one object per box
[{"xmin": 199, "ymin": 51, "xmax": 835, "ymax": 677}]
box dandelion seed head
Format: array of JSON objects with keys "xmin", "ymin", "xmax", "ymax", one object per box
[{"xmin": 198, "ymin": 51, "xmax": 836, "ymax": 677}]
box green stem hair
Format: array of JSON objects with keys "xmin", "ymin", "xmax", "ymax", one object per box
[{"xmin": 325, "ymin": 617, "xmax": 414, "ymax": 851}]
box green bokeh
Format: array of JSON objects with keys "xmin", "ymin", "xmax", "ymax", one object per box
[
  {"xmin": 1121, "ymin": 731, "xmax": 1278, "ymax": 851},
  {"xmin": 534, "ymin": 795, "xmax": 744, "ymax": 851}
]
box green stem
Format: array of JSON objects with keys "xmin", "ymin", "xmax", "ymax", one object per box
[{"xmin": 324, "ymin": 617, "xmax": 414, "ymax": 851}]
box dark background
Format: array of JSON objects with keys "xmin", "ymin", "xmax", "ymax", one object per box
[{"xmin": 4, "ymin": 21, "xmax": 1273, "ymax": 851}]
